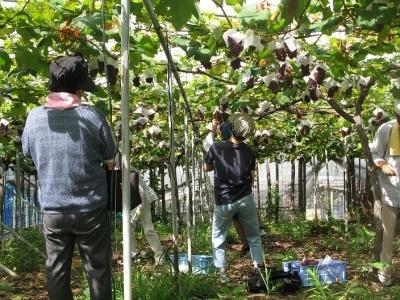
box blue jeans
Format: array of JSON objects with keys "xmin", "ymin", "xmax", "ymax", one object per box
[{"xmin": 212, "ymin": 194, "xmax": 264, "ymax": 269}]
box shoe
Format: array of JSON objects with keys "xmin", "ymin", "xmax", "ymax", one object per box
[
  {"xmin": 378, "ymin": 271, "xmax": 393, "ymax": 287},
  {"xmin": 155, "ymin": 255, "xmax": 165, "ymax": 266}
]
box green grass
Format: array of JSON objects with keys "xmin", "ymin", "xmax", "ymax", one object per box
[{"xmin": 0, "ymin": 227, "xmax": 45, "ymax": 272}]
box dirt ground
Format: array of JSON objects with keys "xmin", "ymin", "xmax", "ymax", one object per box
[{"xmin": 1, "ymin": 230, "xmax": 399, "ymax": 299}]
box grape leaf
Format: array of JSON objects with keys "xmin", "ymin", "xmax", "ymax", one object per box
[
  {"xmin": 71, "ymin": 13, "xmax": 103, "ymax": 38},
  {"xmin": 155, "ymin": 0, "xmax": 199, "ymax": 30},
  {"xmin": 309, "ymin": 16, "xmax": 343, "ymax": 35},
  {"xmin": 0, "ymin": 51, "xmax": 12, "ymax": 72},
  {"xmin": 237, "ymin": 5, "xmax": 270, "ymax": 24},
  {"xmin": 15, "ymin": 48, "xmax": 42, "ymax": 72},
  {"xmin": 225, "ymin": 0, "xmax": 243, "ymax": 5}
]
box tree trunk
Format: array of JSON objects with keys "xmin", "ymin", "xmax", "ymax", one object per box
[
  {"xmin": 290, "ymin": 159, "xmax": 295, "ymax": 209},
  {"xmin": 275, "ymin": 162, "xmax": 280, "ymax": 222},
  {"xmin": 347, "ymin": 156, "xmax": 357, "ymax": 213},
  {"xmin": 149, "ymin": 169, "xmax": 156, "ymax": 218},
  {"xmin": 346, "ymin": 156, "xmax": 352, "ymax": 214},
  {"xmin": 265, "ymin": 160, "xmax": 271, "ymax": 219},
  {"xmin": 351, "ymin": 157, "xmax": 357, "ymax": 210},
  {"xmin": 354, "ymin": 116, "xmax": 383, "ymax": 262},
  {"xmin": 298, "ymin": 158, "xmax": 304, "ymax": 212}
]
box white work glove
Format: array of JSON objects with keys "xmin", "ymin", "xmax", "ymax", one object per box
[{"xmin": 130, "ymin": 204, "xmax": 143, "ymax": 222}]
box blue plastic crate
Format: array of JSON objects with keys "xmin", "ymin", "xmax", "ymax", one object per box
[
  {"xmin": 169, "ymin": 253, "xmax": 216, "ymax": 274},
  {"xmin": 283, "ymin": 260, "xmax": 346, "ymax": 287}
]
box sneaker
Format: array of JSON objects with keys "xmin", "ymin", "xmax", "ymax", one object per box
[{"xmin": 155, "ymin": 255, "xmax": 165, "ymax": 266}]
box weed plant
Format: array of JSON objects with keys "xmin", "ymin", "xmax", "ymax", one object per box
[
  {"xmin": 306, "ymin": 268, "xmax": 373, "ymax": 300},
  {"xmin": 181, "ymin": 222, "xmax": 212, "ymax": 254},
  {"xmin": 81, "ymin": 272, "xmax": 219, "ymax": 300},
  {"xmin": 346, "ymin": 223, "xmax": 374, "ymax": 265},
  {"xmin": 0, "ymin": 227, "xmax": 44, "ymax": 272},
  {"xmin": 306, "ymin": 268, "xmax": 332, "ymax": 299}
]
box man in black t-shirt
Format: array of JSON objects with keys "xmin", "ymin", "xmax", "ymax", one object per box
[{"xmin": 204, "ymin": 113, "xmax": 264, "ymax": 281}]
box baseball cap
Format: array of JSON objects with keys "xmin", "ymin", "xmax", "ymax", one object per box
[
  {"xmin": 229, "ymin": 112, "xmax": 255, "ymax": 139},
  {"xmin": 49, "ymin": 55, "xmax": 97, "ymax": 93}
]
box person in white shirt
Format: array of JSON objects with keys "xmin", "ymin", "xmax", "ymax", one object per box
[
  {"xmin": 370, "ymin": 101, "xmax": 400, "ymax": 286},
  {"xmin": 130, "ymin": 172, "xmax": 164, "ymax": 265}
]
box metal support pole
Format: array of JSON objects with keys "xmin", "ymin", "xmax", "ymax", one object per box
[
  {"xmin": 184, "ymin": 114, "xmax": 192, "ymax": 273},
  {"xmin": 120, "ymin": 0, "xmax": 132, "ymax": 298},
  {"xmin": 167, "ymin": 59, "xmax": 179, "ymax": 276},
  {"xmin": 191, "ymin": 134, "xmax": 196, "ymax": 227},
  {"xmin": 343, "ymin": 137, "xmax": 348, "ymax": 233}
]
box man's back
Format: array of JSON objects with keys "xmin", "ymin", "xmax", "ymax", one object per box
[{"xmin": 205, "ymin": 140, "xmax": 256, "ymax": 205}]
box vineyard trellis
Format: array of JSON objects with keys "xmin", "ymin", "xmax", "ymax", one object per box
[{"xmin": 1, "ymin": 0, "xmax": 400, "ymax": 298}]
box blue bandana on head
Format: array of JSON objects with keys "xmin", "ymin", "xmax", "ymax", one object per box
[{"xmin": 220, "ymin": 122, "xmax": 233, "ymax": 140}]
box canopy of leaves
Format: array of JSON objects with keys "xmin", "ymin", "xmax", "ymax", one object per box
[{"xmin": 0, "ymin": 0, "xmax": 399, "ymax": 167}]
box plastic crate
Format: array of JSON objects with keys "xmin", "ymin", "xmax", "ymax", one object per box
[
  {"xmin": 283, "ymin": 260, "xmax": 346, "ymax": 287},
  {"xmin": 169, "ymin": 253, "xmax": 216, "ymax": 274}
]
